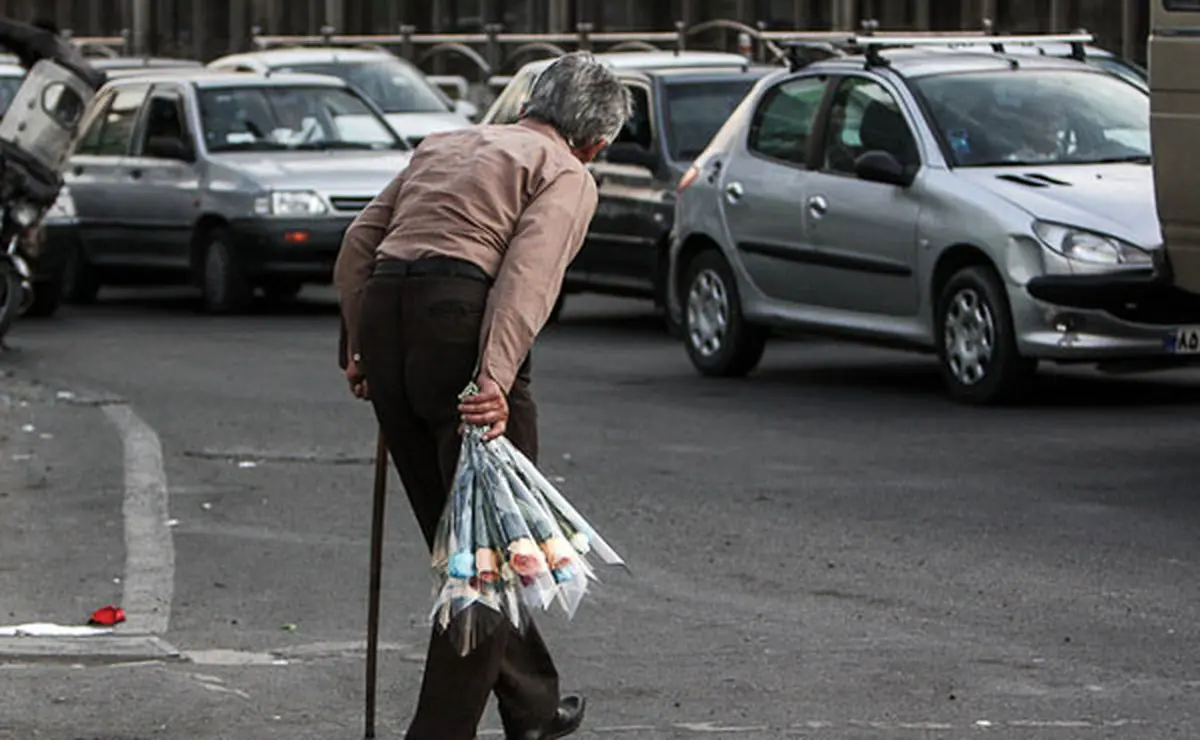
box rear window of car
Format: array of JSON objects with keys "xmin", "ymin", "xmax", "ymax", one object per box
[{"xmin": 663, "ymin": 78, "xmax": 760, "ymax": 161}]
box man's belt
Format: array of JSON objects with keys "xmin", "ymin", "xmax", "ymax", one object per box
[{"xmin": 373, "ymin": 255, "xmax": 492, "ymax": 284}]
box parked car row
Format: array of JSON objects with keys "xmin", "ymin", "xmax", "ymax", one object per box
[{"xmin": 19, "ymin": 34, "xmax": 1190, "ymax": 405}]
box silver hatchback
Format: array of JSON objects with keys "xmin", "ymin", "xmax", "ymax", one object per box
[{"xmin": 668, "ymin": 42, "xmax": 1200, "ymax": 404}]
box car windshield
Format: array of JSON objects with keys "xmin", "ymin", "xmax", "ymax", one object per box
[
  {"xmin": 0, "ymin": 75, "xmax": 23, "ymax": 118},
  {"xmin": 664, "ymin": 78, "xmax": 759, "ymax": 161},
  {"xmin": 913, "ymin": 69, "xmax": 1150, "ymax": 167},
  {"xmin": 278, "ymin": 58, "xmax": 450, "ymax": 114},
  {"xmin": 1088, "ymin": 56, "xmax": 1148, "ymax": 89},
  {"xmin": 198, "ymin": 85, "xmax": 404, "ymax": 153}
]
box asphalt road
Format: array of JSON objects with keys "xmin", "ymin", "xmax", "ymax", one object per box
[{"xmin": 2, "ymin": 287, "xmax": 1199, "ymax": 740}]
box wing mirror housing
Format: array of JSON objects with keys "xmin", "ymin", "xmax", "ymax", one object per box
[{"xmin": 854, "ymin": 150, "xmax": 915, "ymax": 187}]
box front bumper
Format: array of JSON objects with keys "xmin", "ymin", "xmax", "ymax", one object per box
[
  {"xmin": 1014, "ymin": 271, "xmax": 1200, "ymax": 365},
  {"xmin": 229, "ymin": 217, "xmax": 355, "ymax": 282}
]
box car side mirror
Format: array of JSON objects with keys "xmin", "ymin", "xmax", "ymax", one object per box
[
  {"xmin": 854, "ymin": 150, "xmax": 915, "ymax": 187},
  {"xmin": 145, "ymin": 135, "xmax": 194, "ymax": 162},
  {"xmin": 604, "ymin": 142, "xmax": 658, "ymax": 169}
]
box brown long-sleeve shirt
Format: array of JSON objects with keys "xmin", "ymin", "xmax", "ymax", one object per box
[{"xmin": 333, "ymin": 120, "xmax": 598, "ymax": 394}]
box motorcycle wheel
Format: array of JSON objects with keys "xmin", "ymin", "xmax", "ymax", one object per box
[{"xmin": 0, "ymin": 261, "xmax": 21, "ymax": 341}]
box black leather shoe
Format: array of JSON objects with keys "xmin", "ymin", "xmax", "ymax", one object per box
[{"xmin": 511, "ymin": 695, "xmax": 586, "ymax": 740}]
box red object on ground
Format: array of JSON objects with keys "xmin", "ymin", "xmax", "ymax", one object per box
[{"xmin": 88, "ymin": 605, "xmax": 126, "ymax": 626}]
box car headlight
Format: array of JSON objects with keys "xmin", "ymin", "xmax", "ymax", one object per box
[
  {"xmin": 1033, "ymin": 221, "xmax": 1152, "ymax": 266},
  {"xmin": 253, "ymin": 190, "xmax": 328, "ymax": 217}
]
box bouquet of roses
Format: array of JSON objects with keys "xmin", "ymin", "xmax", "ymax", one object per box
[{"xmin": 429, "ymin": 382, "xmax": 625, "ymax": 656}]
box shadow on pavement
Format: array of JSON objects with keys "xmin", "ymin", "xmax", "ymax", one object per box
[
  {"xmin": 53, "ymin": 290, "xmax": 342, "ymax": 318},
  {"xmin": 746, "ymin": 359, "xmax": 1200, "ymax": 409}
]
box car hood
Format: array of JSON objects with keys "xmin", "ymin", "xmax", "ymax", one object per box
[
  {"xmin": 384, "ymin": 112, "xmax": 471, "ymax": 142},
  {"xmin": 955, "ymin": 163, "xmax": 1161, "ymax": 248},
  {"xmin": 210, "ymin": 150, "xmax": 413, "ymax": 193}
]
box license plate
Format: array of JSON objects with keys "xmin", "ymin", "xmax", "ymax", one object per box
[{"xmin": 1168, "ymin": 327, "xmax": 1200, "ymax": 354}]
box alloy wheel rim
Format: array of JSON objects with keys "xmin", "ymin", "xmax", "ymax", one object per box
[
  {"xmin": 943, "ymin": 287, "xmax": 995, "ymax": 386},
  {"xmin": 687, "ymin": 268, "xmax": 729, "ymax": 358}
]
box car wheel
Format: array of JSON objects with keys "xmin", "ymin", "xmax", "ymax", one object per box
[
  {"xmin": 935, "ymin": 265, "xmax": 1036, "ymax": 404},
  {"xmin": 682, "ymin": 249, "xmax": 766, "ymax": 377},
  {"xmin": 61, "ymin": 244, "xmax": 100, "ymax": 305},
  {"xmin": 23, "ymin": 280, "xmax": 63, "ymax": 318},
  {"xmin": 0, "ymin": 261, "xmax": 20, "ymax": 339},
  {"xmin": 201, "ymin": 228, "xmax": 252, "ymax": 315}
]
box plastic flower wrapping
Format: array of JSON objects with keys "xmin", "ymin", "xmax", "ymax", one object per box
[{"xmin": 429, "ymin": 383, "xmax": 625, "ymax": 656}]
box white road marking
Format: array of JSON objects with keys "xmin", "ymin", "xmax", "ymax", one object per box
[{"xmin": 103, "ymin": 403, "xmax": 174, "ymax": 636}]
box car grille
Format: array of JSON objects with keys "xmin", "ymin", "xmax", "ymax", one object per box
[{"xmin": 329, "ymin": 196, "xmax": 373, "ymax": 213}]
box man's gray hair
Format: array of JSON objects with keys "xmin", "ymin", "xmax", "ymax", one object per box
[{"xmin": 521, "ymin": 52, "xmax": 633, "ymax": 148}]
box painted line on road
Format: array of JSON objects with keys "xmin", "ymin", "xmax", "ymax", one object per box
[{"xmin": 103, "ymin": 403, "xmax": 175, "ymax": 636}]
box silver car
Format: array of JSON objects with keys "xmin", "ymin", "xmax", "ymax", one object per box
[
  {"xmin": 51, "ymin": 69, "xmax": 412, "ymax": 313},
  {"xmin": 669, "ymin": 46, "xmax": 1195, "ymax": 404}
]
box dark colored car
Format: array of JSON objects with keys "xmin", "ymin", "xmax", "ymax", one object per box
[{"xmin": 487, "ymin": 60, "xmax": 776, "ymax": 328}]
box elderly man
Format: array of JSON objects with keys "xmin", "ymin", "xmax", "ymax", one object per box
[{"xmin": 333, "ymin": 52, "xmax": 631, "ymax": 740}]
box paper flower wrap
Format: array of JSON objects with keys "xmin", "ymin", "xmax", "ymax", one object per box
[{"xmin": 428, "ymin": 382, "xmax": 626, "ymax": 656}]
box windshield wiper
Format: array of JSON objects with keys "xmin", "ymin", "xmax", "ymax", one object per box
[
  {"xmin": 1088, "ymin": 154, "xmax": 1152, "ymax": 164},
  {"xmin": 290, "ymin": 141, "xmax": 385, "ymax": 151},
  {"xmin": 210, "ymin": 141, "xmax": 290, "ymax": 152}
]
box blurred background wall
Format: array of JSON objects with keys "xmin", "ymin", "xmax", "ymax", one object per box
[{"xmin": 2, "ymin": 0, "xmax": 1147, "ymax": 68}]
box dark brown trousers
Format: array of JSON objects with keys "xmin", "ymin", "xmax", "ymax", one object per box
[{"xmin": 358, "ymin": 266, "xmax": 559, "ymax": 740}]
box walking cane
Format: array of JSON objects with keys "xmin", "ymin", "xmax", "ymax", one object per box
[{"xmin": 365, "ymin": 428, "xmax": 389, "ymax": 739}]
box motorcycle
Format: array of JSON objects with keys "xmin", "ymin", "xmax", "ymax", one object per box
[{"xmin": 0, "ymin": 19, "xmax": 104, "ymax": 343}]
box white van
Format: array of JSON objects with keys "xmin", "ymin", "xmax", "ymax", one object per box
[{"xmin": 1150, "ymin": 1, "xmax": 1200, "ymax": 295}]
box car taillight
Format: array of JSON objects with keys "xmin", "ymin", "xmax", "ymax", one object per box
[{"xmin": 677, "ymin": 165, "xmax": 700, "ymax": 194}]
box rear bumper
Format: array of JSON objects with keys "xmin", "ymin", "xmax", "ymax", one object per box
[{"xmin": 229, "ymin": 217, "xmax": 354, "ymax": 282}]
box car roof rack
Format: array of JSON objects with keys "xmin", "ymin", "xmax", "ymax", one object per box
[
  {"xmin": 850, "ymin": 29, "xmax": 1095, "ymax": 68},
  {"xmin": 776, "ymin": 19, "xmax": 1093, "ymax": 71}
]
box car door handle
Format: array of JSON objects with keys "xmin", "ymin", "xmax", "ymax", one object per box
[
  {"xmin": 807, "ymin": 195, "xmax": 828, "ymax": 218},
  {"xmin": 129, "ymin": 169, "xmax": 143, "ymax": 180},
  {"xmin": 724, "ymin": 181, "xmax": 744, "ymax": 204},
  {"xmin": 72, "ymin": 165, "xmax": 83, "ymax": 176}
]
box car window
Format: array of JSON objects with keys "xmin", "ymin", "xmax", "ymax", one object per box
[
  {"xmin": 663, "ymin": 78, "xmax": 759, "ymax": 162},
  {"xmin": 488, "ymin": 71, "xmax": 535, "ymax": 125},
  {"xmin": 79, "ymin": 86, "xmax": 148, "ymax": 157},
  {"xmin": 197, "ymin": 85, "xmax": 403, "ymax": 152},
  {"xmin": 613, "ymin": 85, "xmax": 653, "ymax": 149},
  {"xmin": 73, "ymin": 91, "xmax": 114, "ymax": 155},
  {"xmin": 278, "ymin": 58, "xmax": 449, "ymax": 114},
  {"xmin": 139, "ymin": 93, "xmax": 189, "ymax": 156},
  {"xmin": 0, "ymin": 75, "xmax": 23, "ymax": 118},
  {"xmin": 821, "ymin": 77, "xmax": 919, "ymax": 174},
  {"xmin": 913, "ymin": 69, "xmax": 1149, "ymax": 167},
  {"xmin": 747, "ymin": 76, "xmax": 827, "ymax": 165}
]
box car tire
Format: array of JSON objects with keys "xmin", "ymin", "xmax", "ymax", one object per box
[
  {"xmin": 201, "ymin": 228, "xmax": 252, "ymax": 315},
  {"xmin": 23, "ymin": 280, "xmax": 63, "ymax": 318},
  {"xmin": 682, "ymin": 249, "xmax": 766, "ymax": 377},
  {"xmin": 61, "ymin": 244, "xmax": 100, "ymax": 305},
  {"xmin": 935, "ymin": 265, "xmax": 1037, "ymax": 405},
  {"xmin": 0, "ymin": 261, "xmax": 20, "ymax": 339}
]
